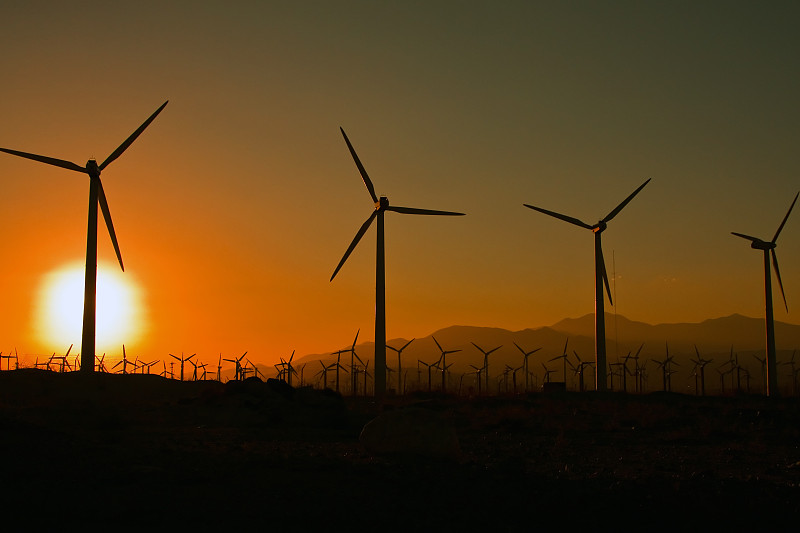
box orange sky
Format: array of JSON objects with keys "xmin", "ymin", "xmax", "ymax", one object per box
[{"xmin": 1, "ymin": 2, "xmax": 799, "ymax": 370}]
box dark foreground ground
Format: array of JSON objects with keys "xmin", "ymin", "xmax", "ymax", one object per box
[{"xmin": 1, "ymin": 370, "xmax": 798, "ymax": 531}]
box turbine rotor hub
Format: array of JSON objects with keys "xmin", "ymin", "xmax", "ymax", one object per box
[
  {"xmin": 593, "ymin": 221, "xmax": 607, "ymax": 233},
  {"xmin": 376, "ymin": 196, "xmax": 389, "ymax": 210},
  {"xmin": 85, "ymin": 159, "xmax": 100, "ymax": 177}
]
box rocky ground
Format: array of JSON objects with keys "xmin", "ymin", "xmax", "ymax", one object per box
[{"xmin": 1, "ymin": 369, "xmax": 798, "ymax": 530}]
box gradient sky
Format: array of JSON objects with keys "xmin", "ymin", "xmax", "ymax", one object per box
[{"xmin": 1, "ymin": 1, "xmax": 798, "ymax": 367}]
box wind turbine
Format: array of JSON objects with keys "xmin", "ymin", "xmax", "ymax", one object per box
[
  {"xmin": 732, "ymin": 191, "xmax": 798, "ymax": 397},
  {"xmin": 314, "ymin": 360, "xmax": 331, "ymax": 390},
  {"xmin": 572, "ymin": 350, "xmax": 595, "ymax": 392},
  {"xmin": 471, "ymin": 342, "xmax": 502, "ymax": 395},
  {"xmin": 330, "ymin": 128, "xmax": 465, "ymax": 399},
  {"xmin": 431, "ymin": 336, "xmax": 461, "ymax": 393},
  {"xmin": 469, "ymin": 364, "xmax": 484, "ymax": 396},
  {"xmin": 690, "ymin": 345, "xmax": 713, "ymax": 397},
  {"xmin": 513, "ymin": 342, "xmax": 541, "ymax": 393},
  {"xmin": 170, "ymin": 353, "xmax": 196, "ymax": 381},
  {"xmin": 223, "ymin": 352, "xmax": 247, "ymax": 381},
  {"xmin": 524, "ymin": 177, "xmax": 650, "ymax": 391},
  {"xmin": 419, "ymin": 359, "xmax": 435, "ymax": 392},
  {"xmin": 344, "ymin": 331, "xmax": 360, "ymax": 395},
  {"xmin": 387, "ymin": 338, "xmax": 414, "ymax": 395},
  {"xmin": 113, "ymin": 345, "xmax": 134, "ymax": 375},
  {"xmin": 278, "ymin": 350, "xmax": 297, "ymax": 387},
  {"xmin": 0, "ymin": 101, "xmax": 168, "ymax": 372},
  {"xmin": 548, "ymin": 337, "xmax": 570, "ymax": 384}
]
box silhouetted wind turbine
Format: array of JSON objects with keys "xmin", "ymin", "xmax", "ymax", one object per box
[
  {"xmin": 471, "ymin": 342, "xmax": 501, "ymax": 395},
  {"xmin": 431, "ymin": 336, "xmax": 460, "ymax": 393},
  {"xmin": 170, "ymin": 352, "xmax": 195, "ymax": 381},
  {"xmin": 0, "ymin": 101, "xmax": 167, "ymax": 371},
  {"xmin": 223, "ymin": 352, "xmax": 247, "ymax": 381},
  {"xmin": 387, "ymin": 338, "xmax": 414, "ymax": 395},
  {"xmin": 315, "ymin": 360, "xmax": 331, "ymax": 390},
  {"xmin": 691, "ymin": 345, "xmax": 713, "ymax": 397},
  {"xmin": 513, "ymin": 342, "xmax": 541, "ymax": 393},
  {"xmin": 113, "ymin": 345, "xmax": 134, "ymax": 375},
  {"xmin": 524, "ymin": 178, "xmax": 650, "ymax": 391},
  {"xmin": 732, "ymin": 191, "xmax": 798, "ymax": 397},
  {"xmin": 419, "ymin": 359, "xmax": 435, "ymax": 392},
  {"xmin": 345, "ymin": 331, "xmax": 360, "ymax": 395},
  {"xmin": 330, "ymin": 128, "xmax": 465, "ymax": 399},
  {"xmin": 548, "ymin": 337, "xmax": 570, "ymax": 384}
]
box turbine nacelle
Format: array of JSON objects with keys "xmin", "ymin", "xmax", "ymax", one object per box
[
  {"xmin": 751, "ymin": 239, "xmax": 776, "ymax": 251},
  {"xmin": 86, "ymin": 159, "xmax": 100, "ymax": 177},
  {"xmin": 592, "ymin": 221, "xmax": 607, "ymax": 233},
  {"xmin": 376, "ymin": 196, "xmax": 389, "ymax": 210}
]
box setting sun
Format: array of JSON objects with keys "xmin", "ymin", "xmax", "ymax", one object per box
[{"xmin": 35, "ymin": 262, "xmax": 145, "ymax": 353}]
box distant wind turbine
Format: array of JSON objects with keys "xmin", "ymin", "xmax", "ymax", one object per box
[
  {"xmin": 513, "ymin": 342, "xmax": 540, "ymax": 393},
  {"xmin": 330, "ymin": 128, "xmax": 465, "ymax": 399},
  {"xmin": 431, "ymin": 336, "xmax": 460, "ymax": 394},
  {"xmin": 0, "ymin": 101, "xmax": 168, "ymax": 372},
  {"xmin": 387, "ymin": 338, "xmax": 414, "ymax": 395},
  {"xmin": 471, "ymin": 342, "xmax": 501, "ymax": 395},
  {"xmin": 524, "ymin": 177, "xmax": 651, "ymax": 391},
  {"xmin": 731, "ymin": 191, "xmax": 798, "ymax": 397}
]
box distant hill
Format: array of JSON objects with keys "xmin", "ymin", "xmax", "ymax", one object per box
[
  {"xmin": 291, "ymin": 314, "xmax": 800, "ymax": 394},
  {"xmin": 551, "ymin": 313, "xmax": 800, "ymax": 353}
]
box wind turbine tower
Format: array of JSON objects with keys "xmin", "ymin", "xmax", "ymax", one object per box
[
  {"xmin": 524, "ymin": 178, "xmax": 650, "ymax": 391},
  {"xmin": 330, "ymin": 128, "xmax": 464, "ymax": 399},
  {"xmin": 732, "ymin": 191, "xmax": 798, "ymax": 397}
]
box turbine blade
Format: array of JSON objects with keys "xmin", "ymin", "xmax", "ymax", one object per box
[
  {"xmin": 386, "ymin": 205, "xmax": 465, "ymax": 216},
  {"xmin": 602, "ymin": 178, "xmax": 651, "ymax": 223},
  {"xmin": 0, "ymin": 147, "xmax": 85, "ymax": 173},
  {"xmin": 339, "ymin": 127, "xmax": 378, "ymax": 204},
  {"xmin": 330, "ymin": 211, "xmax": 377, "ymax": 281},
  {"xmin": 100, "ymin": 101, "xmax": 169, "ymax": 171},
  {"xmin": 523, "ymin": 204, "xmax": 593, "ymax": 229},
  {"xmin": 97, "ymin": 179, "xmax": 124, "ymax": 271},
  {"xmin": 772, "ymin": 191, "xmax": 799, "ymax": 243},
  {"xmin": 432, "ymin": 336, "xmax": 443, "ymax": 353},
  {"xmin": 731, "ymin": 232, "xmax": 760, "ymax": 243},
  {"xmin": 771, "ymin": 249, "xmax": 788, "ymax": 312},
  {"xmin": 598, "ymin": 245, "xmax": 613, "ymax": 305}
]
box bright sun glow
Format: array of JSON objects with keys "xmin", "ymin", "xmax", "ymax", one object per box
[{"xmin": 36, "ymin": 261, "xmax": 145, "ymax": 352}]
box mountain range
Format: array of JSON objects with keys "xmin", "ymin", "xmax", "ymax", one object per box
[{"xmin": 289, "ymin": 314, "xmax": 800, "ymax": 393}]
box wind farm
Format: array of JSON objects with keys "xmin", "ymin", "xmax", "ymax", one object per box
[{"xmin": 2, "ymin": 2, "xmax": 800, "ymax": 530}]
